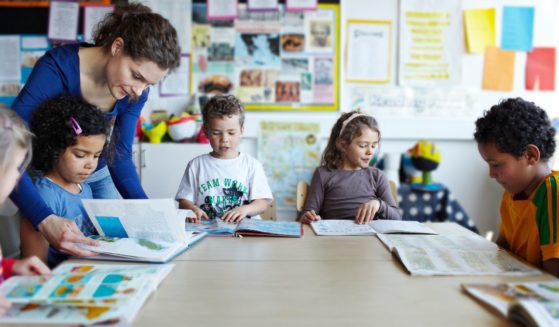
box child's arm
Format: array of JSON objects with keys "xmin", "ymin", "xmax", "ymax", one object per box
[
  {"xmin": 12, "ymin": 256, "xmax": 50, "ymax": 276},
  {"xmin": 178, "ymin": 199, "xmax": 208, "ymax": 223},
  {"xmin": 20, "ymin": 215, "xmax": 49, "ymax": 264},
  {"xmin": 299, "ymin": 169, "xmax": 324, "ymax": 223},
  {"xmin": 220, "ymin": 199, "xmax": 270, "ymax": 223},
  {"xmin": 0, "ymin": 294, "xmax": 10, "ymax": 317},
  {"xmin": 495, "ymin": 233, "xmax": 509, "ymax": 249},
  {"xmin": 300, "ymin": 210, "xmax": 321, "ymax": 224},
  {"xmin": 543, "ymin": 259, "xmax": 559, "ymax": 277}
]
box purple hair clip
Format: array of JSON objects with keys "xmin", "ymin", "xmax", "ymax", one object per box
[{"xmin": 69, "ymin": 117, "xmax": 82, "ymax": 135}]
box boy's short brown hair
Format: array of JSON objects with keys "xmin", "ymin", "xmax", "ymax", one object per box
[{"xmin": 202, "ymin": 95, "xmax": 245, "ymax": 131}]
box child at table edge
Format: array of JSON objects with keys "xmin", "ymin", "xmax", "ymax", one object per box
[
  {"xmin": 475, "ymin": 97, "xmax": 559, "ymax": 277},
  {"xmin": 300, "ymin": 110, "xmax": 401, "ymax": 224},
  {"xmin": 175, "ymin": 94, "xmax": 273, "ymax": 223}
]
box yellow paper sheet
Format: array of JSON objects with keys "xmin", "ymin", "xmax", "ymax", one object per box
[{"xmin": 464, "ymin": 8, "xmax": 495, "ymax": 53}]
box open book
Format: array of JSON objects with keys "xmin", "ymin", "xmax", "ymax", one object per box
[
  {"xmin": 0, "ymin": 262, "xmax": 173, "ymax": 325},
  {"xmin": 186, "ymin": 219, "xmax": 303, "ymax": 237},
  {"xmin": 310, "ymin": 219, "xmax": 437, "ymax": 236},
  {"xmin": 80, "ymin": 199, "xmax": 206, "ymax": 263},
  {"xmin": 377, "ymin": 233, "xmax": 541, "ymax": 276},
  {"xmin": 463, "ymin": 281, "xmax": 559, "ymax": 327}
]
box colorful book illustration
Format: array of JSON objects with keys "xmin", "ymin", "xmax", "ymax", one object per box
[
  {"xmin": 310, "ymin": 219, "xmax": 438, "ymax": 236},
  {"xmin": 463, "ymin": 281, "xmax": 559, "ymax": 327},
  {"xmin": 80, "ymin": 199, "xmax": 206, "ymax": 263},
  {"xmin": 377, "ymin": 233, "xmax": 541, "ymax": 276},
  {"xmin": 0, "ymin": 263, "xmax": 173, "ymax": 325},
  {"xmin": 186, "ymin": 219, "xmax": 303, "ymax": 237}
]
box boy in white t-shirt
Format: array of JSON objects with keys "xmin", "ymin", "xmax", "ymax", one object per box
[{"xmin": 175, "ymin": 95, "xmax": 273, "ymax": 222}]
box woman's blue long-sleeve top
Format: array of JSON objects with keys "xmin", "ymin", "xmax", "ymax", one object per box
[{"xmin": 10, "ymin": 43, "xmax": 148, "ymax": 228}]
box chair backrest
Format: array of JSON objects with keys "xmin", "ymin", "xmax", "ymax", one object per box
[
  {"xmin": 388, "ymin": 180, "xmax": 399, "ymax": 204},
  {"xmin": 296, "ymin": 181, "xmax": 309, "ymax": 213},
  {"xmin": 260, "ymin": 197, "xmax": 277, "ymax": 220}
]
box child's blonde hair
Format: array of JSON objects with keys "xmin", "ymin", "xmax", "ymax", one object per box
[
  {"xmin": 321, "ymin": 110, "xmax": 380, "ymax": 170},
  {"xmin": 0, "ymin": 106, "xmax": 33, "ymax": 174}
]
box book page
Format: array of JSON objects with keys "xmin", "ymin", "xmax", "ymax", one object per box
[
  {"xmin": 0, "ymin": 264, "xmax": 172, "ymax": 325},
  {"xmin": 82, "ymin": 199, "xmax": 186, "ymax": 243},
  {"xmin": 369, "ymin": 220, "xmax": 437, "ymax": 235},
  {"xmin": 379, "ymin": 234, "xmax": 540, "ymax": 276},
  {"xmin": 311, "ymin": 219, "xmax": 376, "ymax": 236},
  {"xmin": 237, "ymin": 219, "xmax": 302, "ymax": 237},
  {"xmin": 463, "ymin": 281, "xmax": 559, "ymax": 326},
  {"xmin": 79, "ymin": 235, "xmax": 187, "ymax": 261}
]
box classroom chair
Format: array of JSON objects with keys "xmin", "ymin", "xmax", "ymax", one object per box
[
  {"xmin": 260, "ymin": 197, "xmax": 277, "ymax": 220},
  {"xmin": 296, "ymin": 181, "xmax": 309, "ymax": 214}
]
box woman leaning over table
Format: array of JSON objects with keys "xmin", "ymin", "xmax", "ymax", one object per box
[{"xmin": 11, "ymin": 3, "xmax": 181, "ymax": 261}]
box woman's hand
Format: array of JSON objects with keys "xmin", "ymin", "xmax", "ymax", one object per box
[
  {"xmin": 300, "ymin": 210, "xmax": 321, "ymax": 224},
  {"xmin": 12, "ymin": 256, "xmax": 50, "ymax": 276},
  {"xmin": 355, "ymin": 199, "xmax": 381, "ymax": 224},
  {"xmin": 38, "ymin": 215, "xmax": 98, "ymax": 257}
]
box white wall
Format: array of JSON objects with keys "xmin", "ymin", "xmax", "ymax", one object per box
[{"xmin": 138, "ymin": 0, "xmax": 559, "ymax": 236}]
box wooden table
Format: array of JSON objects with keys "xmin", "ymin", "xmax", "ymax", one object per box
[{"xmin": 133, "ymin": 223, "xmax": 554, "ymax": 327}]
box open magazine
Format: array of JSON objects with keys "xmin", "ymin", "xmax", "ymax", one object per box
[
  {"xmin": 0, "ymin": 262, "xmax": 173, "ymax": 325},
  {"xmin": 377, "ymin": 233, "xmax": 541, "ymax": 276},
  {"xmin": 186, "ymin": 218, "xmax": 303, "ymax": 237},
  {"xmin": 80, "ymin": 199, "xmax": 206, "ymax": 263},
  {"xmin": 463, "ymin": 281, "xmax": 559, "ymax": 327},
  {"xmin": 310, "ymin": 219, "xmax": 438, "ymax": 236}
]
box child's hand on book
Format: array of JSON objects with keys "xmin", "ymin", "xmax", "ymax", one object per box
[
  {"xmin": 187, "ymin": 208, "xmax": 209, "ymax": 223},
  {"xmin": 12, "ymin": 256, "xmax": 50, "ymax": 276},
  {"xmin": 0, "ymin": 294, "xmax": 11, "ymax": 317},
  {"xmin": 221, "ymin": 206, "xmax": 249, "ymax": 223},
  {"xmin": 300, "ymin": 210, "xmax": 321, "ymax": 224},
  {"xmin": 355, "ymin": 199, "xmax": 381, "ymax": 224}
]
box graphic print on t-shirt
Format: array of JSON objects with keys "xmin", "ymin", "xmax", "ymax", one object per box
[{"xmin": 198, "ymin": 177, "xmax": 249, "ymax": 219}]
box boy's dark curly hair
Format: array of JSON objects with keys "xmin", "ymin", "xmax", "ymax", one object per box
[
  {"xmin": 474, "ymin": 98, "xmax": 556, "ymax": 161},
  {"xmin": 202, "ymin": 95, "xmax": 245, "ymax": 132},
  {"xmin": 30, "ymin": 96, "xmax": 109, "ymax": 173}
]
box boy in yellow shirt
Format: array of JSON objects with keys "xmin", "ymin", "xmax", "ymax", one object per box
[{"xmin": 474, "ymin": 97, "xmax": 559, "ymax": 277}]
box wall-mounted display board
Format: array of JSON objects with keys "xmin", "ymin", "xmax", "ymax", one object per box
[{"xmin": 190, "ymin": 3, "xmax": 339, "ymax": 111}]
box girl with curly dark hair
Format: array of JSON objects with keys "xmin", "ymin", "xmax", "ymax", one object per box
[{"xmin": 24, "ymin": 96, "xmax": 108, "ymax": 266}]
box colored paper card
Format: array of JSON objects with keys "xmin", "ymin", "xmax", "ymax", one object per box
[
  {"xmin": 207, "ymin": 0, "xmax": 238, "ymax": 21},
  {"xmin": 286, "ymin": 0, "xmax": 317, "ymax": 12},
  {"xmin": 464, "ymin": 8, "xmax": 495, "ymax": 53},
  {"xmin": 526, "ymin": 47, "xmax": 555, "ymax": 91},
  {"xmin": 482, "ymin": 47, "xmax": 515, "ymax": 91},
  {"xmin": 247, "ymin": 0, "xmax": 278, "ymax": 12},
  {"xmin": 501, "ymin": 6, "xmax": 534, "ymax": 51}
]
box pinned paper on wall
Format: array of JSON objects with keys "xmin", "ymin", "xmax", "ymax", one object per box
[
  {"xmin": 207, "ymin": 0, "xmax": 239, "ymax": 21},
  {"xmin": 482, "ymin": 47, "xmax": 515, "ymax": 91},
  {"xmin": 398, "ymin": 0, "xmax": 462, "ymax": 86},
  {"xmin": 526, "ymin": 47, "xmax": 555, "ymax": 91},
  {"xmin": 501, "ymin": 6, "xmax": 534, "ymax": 51},
  {"xmin": 463, "ymin": 8, "xmax": 495, "ymax": 53},
  {"xmin": 345, "ymin": 20, "xmax": 391, "ymax": 84}
]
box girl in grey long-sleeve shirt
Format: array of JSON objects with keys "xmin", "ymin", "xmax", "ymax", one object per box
[{"xmin": 300, "ymin": 111, "xmax": 401, "ymax": 224}]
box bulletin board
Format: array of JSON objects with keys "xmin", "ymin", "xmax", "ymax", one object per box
[{"xmin": 190, "ymin": 3, "xmax": 340, "ymax": 111}]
